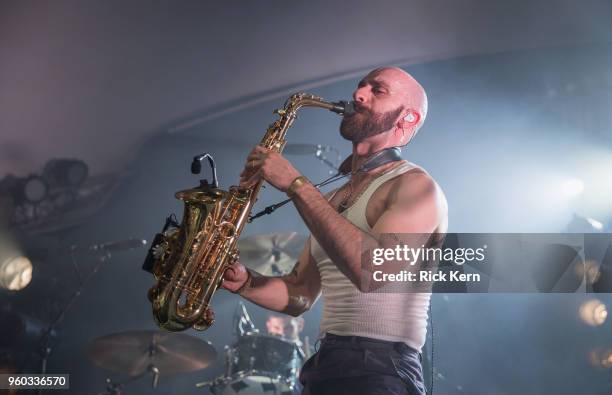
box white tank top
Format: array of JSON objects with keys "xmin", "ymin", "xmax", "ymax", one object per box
[{"xmin": 310, "ymin": 161, "xmax": 431, "ymax": 351}]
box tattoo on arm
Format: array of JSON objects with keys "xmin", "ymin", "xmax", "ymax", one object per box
[
  {"xmin": 281, "ymin": 261, "xmax": 312, "ymax": 316},
  {"xmin": 284, "ymin": 294, "xmax": 311, "ymax": 316}
]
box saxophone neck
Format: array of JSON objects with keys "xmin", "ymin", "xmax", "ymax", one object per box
[
  {"xmin": 262, "ymin": 93, "xmax": 350, "ymax": 151},
  {"xmin": 283, "ymin": 93, "xmax": 350, "ymax": 115}
]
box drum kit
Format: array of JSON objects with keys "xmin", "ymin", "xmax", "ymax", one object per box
[
  {"xmin": 198, "ymin": 332, "xmax": 304, "ymax": 395},
  {"xmin": 87, "ymin": 232, "xmax": 308, "ymax": 395}
]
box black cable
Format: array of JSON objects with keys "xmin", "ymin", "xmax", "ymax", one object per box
[
  {"xmin": 430, "ymin": 297, "xmax": 434, "ymax": 395},
  {"xmin": 249, "ymin": 147, "xmax": 404, "ymax": 221},
  {"xmin": 249, "ymin": 172, "xmax": 348, "ymax": 221}
]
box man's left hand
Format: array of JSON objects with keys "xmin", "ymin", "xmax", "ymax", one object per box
[{"xmin": 239, "ymin": 146, "xmax": 301, "ymax": 192}]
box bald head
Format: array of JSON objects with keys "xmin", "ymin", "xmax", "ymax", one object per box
[
  {"xmin": 367, "ymin": 67, "xmax": 428, "ymax": 132},
  {"xmin": 341, "ymin": 67, "xmax": 428, "ymax": 144}
]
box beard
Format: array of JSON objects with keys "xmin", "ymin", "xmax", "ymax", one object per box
[{"xmin": 340, "ymin": 105, "xmax": 403, "ymax": 142}]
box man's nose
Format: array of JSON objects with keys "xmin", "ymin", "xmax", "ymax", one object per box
[{"xmin": 353, "ymin": 87, "xmax": 368, "ymax": 103}]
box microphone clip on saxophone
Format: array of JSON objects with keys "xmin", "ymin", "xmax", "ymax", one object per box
[{"xmin": 191, "ymin": 153, "xmax": 219, "ymax": 188}]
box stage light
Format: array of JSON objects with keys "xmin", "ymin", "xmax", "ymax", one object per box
[
  {"xmin": 589, "ymin": 348, "xmax": 612, "ymax": 369},
  {"xmin": 42, "ymin": 159, "xmax": 89, "ymax": 188},
  {"xmin": 579, "ymin": 298, "xmax": 608, "ymax": 327},
  {"xmin": 0, "ymin": 255, "xmax": 32, "ymax": 291},
  {"xmin": 0, "ymin": 174, "xmax": 48, "ymax": 206},
  {"xmin": 21, "ymin": 175, "xmax": 48, "ymax": 204},
  {"xmin": 561, "ymin": 178, "xmax": 584, "ymax": 197},
  {"xmin": 565, "ymin": 213, "xmax": 606, "ymax": 233},
  {"xmin": 575, "ymin": 260, "xmax": 602, "ymax": 285},
  {"xmin": 585, "ymin": 217, "xmax": 604, "ymax": 230}
]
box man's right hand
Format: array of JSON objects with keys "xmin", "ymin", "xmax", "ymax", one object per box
[{"xmin": 222, "ymin": 262, "xmax": 250, "ymax": 293}]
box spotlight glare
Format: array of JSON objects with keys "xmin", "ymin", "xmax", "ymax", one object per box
[
  {"xmin": 586, "ymin": 217, "xmax": 604, "ymax": 230},
  {"xmin": 579, "ymin": 298, "xmax": 608, "ymax": 326},
  {"xmin": 575, "ymin": 260, "xmax": 602, "ymax": 284},
  {"xmin": 589, "ymin": 348, "xmax": 612, "ymax": 369},
  {"xmin": 0, "ymin": 256, "xmax": 33, "ymax": 291},
  {"xmin": 562, "ymin": 178, "xmax": 584, "ymax": 197}
]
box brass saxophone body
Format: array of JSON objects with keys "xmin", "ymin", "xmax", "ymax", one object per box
[{"xmin": 143, "ymin": 93, "xmax": 348, "ymax": 331}]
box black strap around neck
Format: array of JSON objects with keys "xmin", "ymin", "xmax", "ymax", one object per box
[
  {"xmin": 357, "ymin": 146, "xmax": 403, "ymax": 173},
  {"xmin": 338, "ymin": 146, "xmax": 403, "ymax": 175}
]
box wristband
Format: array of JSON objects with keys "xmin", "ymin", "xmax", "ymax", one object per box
[
  {"xmin": 286, "ymin": 176, "xmax": 309, "ymax": 198},
  {"xmin": 233, "ymin": 269, "xmax": 253, "ymax": 295}
]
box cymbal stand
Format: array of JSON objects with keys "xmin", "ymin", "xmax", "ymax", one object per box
[
  {"xmin": 313, "ymin": 145, "xmax": 341, "ymax": 174},
  {"xmin": 98, "ymin": 364, "xmax": 160, "ymax": 395},
  {"xmin": 21, "ymin": 248, "xmax": 113, "ymax": 394}
]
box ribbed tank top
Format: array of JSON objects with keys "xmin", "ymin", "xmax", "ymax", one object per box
[{"xmin": 310, "ymin": 160, "xmax": 431, "ymax": 351}]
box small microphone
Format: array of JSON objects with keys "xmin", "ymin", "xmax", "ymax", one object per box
[
  {"xmin": 190, "ymin": 153, "xmax": 219, "ymax": 187},
  {"xmin": 191, "ymin": 157, "xmax": 202, "ymax": 174}
]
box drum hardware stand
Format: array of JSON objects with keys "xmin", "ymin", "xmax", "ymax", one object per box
[
  {"xmin": 234, "ymin": 301, "xmax": 259, "ymax": 336},
  {"xmin": 21, "ymin": 247, "xmax": 113, "ymax": 394},
  {"xmin": 18, "ymin": 239, "xmax": 146, "ymax": 394},
  {"xmin": 195, "ymin": 379, "xmax": 218, "ymax": 394},
  {"xmin": 200, "ymin": 302, "xmax": 301, "ymax": 395},
  {"xmin": 224, "ymin": 345, "xmax": 234, "ymax": 377},
  {"xmin": 99, "ymin": 364, "xmax": 160, "ymax": 395},
  {"xmin": 99, "ymin": 333, "xmax": 164, "ymax": 394},
  {"xmin": 313, "ymin": 145, "xmax": 341, "ymax": 175}
]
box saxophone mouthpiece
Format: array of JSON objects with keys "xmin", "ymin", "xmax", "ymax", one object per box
[{"xmin": 330, "ymin": 100, "xmax": 355, "ymax": 116}]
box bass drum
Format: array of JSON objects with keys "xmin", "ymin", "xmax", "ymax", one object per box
[
  {"xmin": 214, "ymin": 372, "xmax": 296, "ymax": 395},
  {"xmin": 212, "ymin": 334, "xmax": 303, "ymax": 395}
]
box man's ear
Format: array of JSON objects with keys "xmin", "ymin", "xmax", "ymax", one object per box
[
  {"xmin": 402, "ymin": 110, "xmax": 420, "ymax": 127},
  {"xmin": 395, "ymin": 110, "xmax": 420, "ymax": 145}
]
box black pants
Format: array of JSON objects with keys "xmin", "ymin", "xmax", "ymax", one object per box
[{"xmin": 299, "ymin": 333, "xmax": 426, "ymax": 395}]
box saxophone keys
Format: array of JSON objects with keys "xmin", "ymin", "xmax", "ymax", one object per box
[
  {"xmin": 228, "ymin": 248, "xmax": 240, "ymax": 265},
  {"xmin": 193, "ymin": 307, "xmax": 215, "ymax": 331}
]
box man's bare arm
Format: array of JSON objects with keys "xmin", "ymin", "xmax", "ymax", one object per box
[
  {"xmin": 228, "ymin": 237, "xmax": 321, "ymax": 316},
  {"xmin": 290, "ymin": 170, "xmax": 445, "ymax": 291}
]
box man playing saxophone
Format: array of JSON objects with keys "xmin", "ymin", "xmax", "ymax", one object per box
[{"xmin": 222, "ymin": 67, "xmax": 448, "ymax": 395}]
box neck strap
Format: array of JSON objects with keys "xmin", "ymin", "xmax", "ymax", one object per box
[
  {"xmin": 338, "ymin": 146, "xmax": 403, "ymax": 175},
  {"xmin": 355, "ymin": 146, "xmax": 403, "ymax": 174}
]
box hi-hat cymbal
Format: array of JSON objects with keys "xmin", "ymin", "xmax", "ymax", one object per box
[
  {"xmin": 87, "ymin": 330, "xmax": 217, "ymax": 376},
  {"xmin": 237, "ymin": 232, "xmax": 307, "ymax": 276}
]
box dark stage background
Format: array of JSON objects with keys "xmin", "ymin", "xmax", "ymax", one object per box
[{"xmin": 1, "ymin": 1, "xmax": 612, "ymax": 394}]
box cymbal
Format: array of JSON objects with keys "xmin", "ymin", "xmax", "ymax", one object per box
[
  {"xmin": 87, "ymin": 330, "xmax": 217, "ymax": 376},
  {"xmin": 238, "ymin": 232, "xmax": 307, "ymax": 275},
  {"xmin": 284, "ymin": 144, "xmax": 324, "ymax": 155}
]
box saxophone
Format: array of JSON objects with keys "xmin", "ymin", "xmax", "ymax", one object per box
[{"xmin": 142, "ymin": 93, "xmax": 350, "ymax": 331}]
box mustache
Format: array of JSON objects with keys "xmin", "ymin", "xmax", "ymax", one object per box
[{"xmin": 348, "ymin": 102, "xmax": 368, "ymax": 115}]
